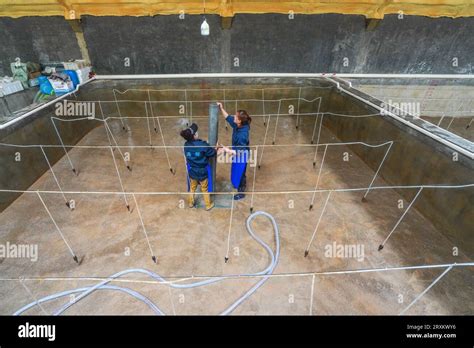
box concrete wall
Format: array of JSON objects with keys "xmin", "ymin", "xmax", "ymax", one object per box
[
  {"xmin": 0, "ymin": 98, "xmax": 98, "ymax": 211},
  {"xmin": 0, "ymin": 88, "xmax": 38, "ymax": 123},
  {"xmin": 322, "ymin": 88, "xmax": 474, "ymax": 256},
  {"xmin": 354, "ymin": 81, "xmax": 474, "ymax": 142},
  {"xmin": 1, "ymin": 14, "xmax": 473, "ymax": 76}
]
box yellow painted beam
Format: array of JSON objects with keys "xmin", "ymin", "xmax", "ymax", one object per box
[{"xmin": 0, "ymin": 0, "xmax": 472, "ymax": 19}]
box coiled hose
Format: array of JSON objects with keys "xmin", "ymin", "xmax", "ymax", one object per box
[{"xmin": 14, "ymin": 211, "xmax": 279, "ymax": 316}]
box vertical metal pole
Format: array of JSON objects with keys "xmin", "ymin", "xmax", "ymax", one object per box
[{"xmin": 208, "ymin": 103, "xmax": 219, "ymax": 197}]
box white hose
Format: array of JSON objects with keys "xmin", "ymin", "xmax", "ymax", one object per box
[
  {"xmin": 13, "ymin": 285, "xmax": 164, "ymax": 315},
  {"xmin": 14, "ymin": 211, "xmax": 279, "ymax": 316}
]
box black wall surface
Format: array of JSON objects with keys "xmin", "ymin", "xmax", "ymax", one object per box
[
  {"xmin": 82, "ymin": 14, "xmax": 474, "ymax": 74},
  {"xmin": 0, "ymin": 14, "xmax": 473, "ymax": 75},
  {"xmin": 0, "ymin": 17, "xmax": 82, "ymax": 76}
]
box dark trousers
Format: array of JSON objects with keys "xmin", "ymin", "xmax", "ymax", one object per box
[{"xmin": 238, "ymin": 167, "xmax": 247, "ymax": 192}]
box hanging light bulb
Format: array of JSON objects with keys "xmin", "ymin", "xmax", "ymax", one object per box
[
  {"xmin": 200, "ymin": 0, "xmax": 209, "ymax": 36},
  {"xmin": 201, "ymin": 18, "xmax": 210, "ymax": 36}
]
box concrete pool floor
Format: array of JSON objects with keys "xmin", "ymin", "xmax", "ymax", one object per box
[{"xmin": 0, "ymin": 111, "xmax": 472, "ymax": 315}]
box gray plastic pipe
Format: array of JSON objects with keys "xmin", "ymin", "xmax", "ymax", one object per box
[{"xmin": 208, "ymin": 102, "xmax": 219, "ymax": 195}]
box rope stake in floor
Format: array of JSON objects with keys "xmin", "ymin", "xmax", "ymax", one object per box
[
  {"xmin": 296, "ymin": 87, "xmax": 302, "ymax": 129},
  {"xmin": 258, "ymin": 107, "xmax": 272, "ymax": 169},
  {"xmin": 109, "ymin": 146, "xmax": 130, "ymax": 212},
  {"xmin": 104, "ymin": 120, "xmax": 130, "ymax": 168},
  {"xmin": 271, "ymin": 100, "xmax": 282, "ymax": 145},
  {"xmin": 309, "ymin": 144, "xmax": 329, "ymax": 210},
  {"xmin": 146, "ymin": 90, "xmax": 158, "ymax": 133},
  {"xmin": 224, "ymin": 193, "xmax": 235, "ymax": 263},
  {"xmin": 132, "ymin": 193, "xmax": 157, "ymax": 264},
  {"xmin": 305, "ymin": 190, "xmax": 332, "ymax": 257},
  {"xmin": 312, "ymin": 114, "xmax": 324, "ymax": 167},
  {"xmin": 361, "ymin": 141, "xmax": 394, "ymax": 202},
  {"xmin": 50, "ymin": 117, "xmax": 77, "ymax": 176},
  {"xmin": 144, "ymin": 100, "xmax": 154, "ymax": 147},
  {"xmin": 466, "ymin": 117, "xmax": 473, "ymax": 129},
  {"xmin": 39, "ymin": 145, "xmax": 72, "ymax": 209},
  {"xmin": 36, "ymin": 191, "xmax": 79, "ymax": 263},
  {"xmin": 112, "ymin": 89, "xmax": 127, "ymax": 131},
  {"xmin": 99, "ymin": 101, "xmax": 132, "ymax": 171},
  {"xmin": 378, "ymin": 186, "xmax": 424, "ymax": 251},
  {"xmin": 399, "ymin": 264, "xmax": 453, "ymax": 315},
  {"xmin": 148, "ymin": 89, "xmax": 175, "ymax": 175},
  {"xmin": 310, "ymin": 97, "xmax": 323, "ymax": 144},
  {"xmin": 250, "ymin": 145, "xmax": 259, "ymax": 213}
]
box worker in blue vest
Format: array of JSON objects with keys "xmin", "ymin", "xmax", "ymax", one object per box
[
  {"xmin": 216, "ymin": 102, "xmax": 252, "ymax": 200},
  {"xmin": 181, "ymin": 123, "xmax": 216, "ymax": 210}
]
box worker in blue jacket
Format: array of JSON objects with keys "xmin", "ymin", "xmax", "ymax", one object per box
[
  {"xmin": 216, "ymin": 102, "xmax": 252, "ymax": 200},
  {"xmin": 181, "ymin": 123, "xmax": 216, "ymax": 210}
]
